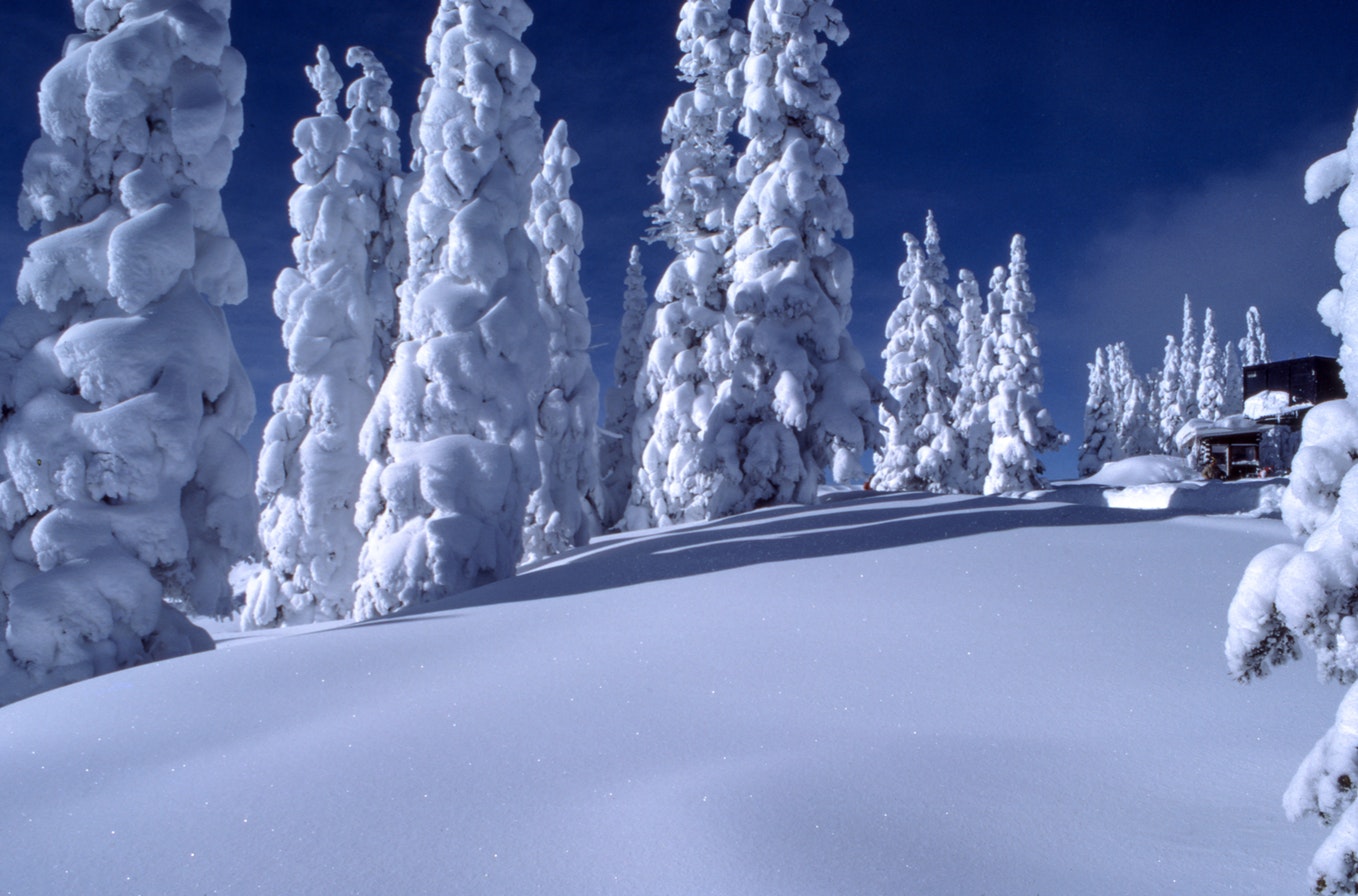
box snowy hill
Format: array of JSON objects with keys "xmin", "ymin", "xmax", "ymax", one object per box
[{"xmin": 0, "ymin": 489, "xmax": 1335, "ymax": 895}]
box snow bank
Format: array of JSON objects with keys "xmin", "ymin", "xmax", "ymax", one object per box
[{"xmin": 1079, "ymin": 454, "xmax": 1195, "ymax": 487}]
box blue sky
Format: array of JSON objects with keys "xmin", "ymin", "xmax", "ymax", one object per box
[{"xmin": 3, "ymin": 2, "xmax": 1358, "ymax": 478}]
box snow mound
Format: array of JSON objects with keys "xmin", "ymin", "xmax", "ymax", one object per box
[{"xmin": 1080, "ymin": 454, "xmax": 1195, "ymax": 487}]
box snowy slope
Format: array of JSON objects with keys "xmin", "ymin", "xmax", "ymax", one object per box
[{"xmin": 0, "ymin": 491, "xmax": 1335, "ymax": 895}]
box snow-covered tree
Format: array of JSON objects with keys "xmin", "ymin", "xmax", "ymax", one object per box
[
  {"xmin": 1178, "ymin": 295, "xmax": 1200, "ymax": 421},
  {"xmin": 239, "ymin": 47, "xmax": 404, "ymax": 629},
  {"xmin": 0, "ymin": 0, "xmax": 254, "ymax": 705},
  {"xmin": 875, "ymin": 217, "xmax": 962, "ymax": 492},
  {"xmin": 951, "ymin": 267, "xmax": 991, "ymax": 492},
  {"xmin": 1078, "ymin": 348, "xmax": 1120, "ymax": 476},
  {"xmin": 702, "ymin": 0, "xmax": 879, "ymax": 513},
  {"xmin": 352, "ymin": 0, "xmax": 548, "ymax": 620},
  {"xmin": 983, "ymin": 235, "xmax": 1065, "ymax": 495},
  {"xmin": 1106, "ymin": 342, "xmax": 1157, "ymax": 458},
  {"xmin": 1226, "ymin": 108, "xmax": 1358, "ymax": 896},
  {"xmin": 522, "ymin": 120, "xmax": 601, "ymax": 562},
  {"xmin": 1242, "ymin": 305, "xmax": 1270, "ymax": 367},
  {"xmin": 1156, "ymin": 334, "xmax": 1185, "ymax": 453},
  {"xmin": 1223, "ymin": 340, "xmax": 1244, "ymax": 417},
  {"xmin": 628, "ymin": 0, "xmax": 746, "ymax": 528},
  {"xmin": 599, "ymin": 247, "xmax": 650, "ymax": 529},
  {"xmin": 1196, "ymin": 306, "xmax": 1226, "ymax": 421},
  {"xmin": 954, "ymin": 266, "xmax": 1006, "ymax": 492}
]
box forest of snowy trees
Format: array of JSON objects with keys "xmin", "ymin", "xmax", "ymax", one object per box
[
  {"xmin": 1078, "ymin": 298, "xmax": 1271, "ymax": 476},
  {"xmin": 0, "ymin": 0, "xmax": 1091, "ymax": 704}
]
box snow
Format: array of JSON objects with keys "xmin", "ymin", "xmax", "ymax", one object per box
[
  {"xmin": 0, "ymin": 488, "xmax": 1336, "ymax": 894},
  {"xmin": 1079, "ymin": 454, "xmax": 1195, "ymax": 487}
]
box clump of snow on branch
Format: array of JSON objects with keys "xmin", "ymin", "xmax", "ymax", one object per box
[
  {"xmin": 239, "ymin": 46, "xmax": 405, "ymax": 628},
  {"xmin": 0, "ymin": 0, "xmax": 254, "ymax": 705},
  {"xmin": 352, "ymin": 0, "xmax": 547, "ymax": 619},
  {"xmin": 522, "ymin": 120, "xmax": 601, "ymax": 562},
  {"xmin": 1228, "ymin": 107, "xmax": 1358, "ymax": 896}
]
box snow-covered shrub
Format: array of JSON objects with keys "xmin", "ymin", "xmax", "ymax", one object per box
[
  {"xmin": 1227, "ymin": 107, "xmax": 1358, "ymax": 896},
  {"xmin": 523, "ymin": 120, "xmax": 601, "ymax": 562},
  {"xmin": 352, "ymin": 0, "xmax": 548, "ymax": 619},
  {"xmin": 240, "ymin": 46, "xmax": 405, "ymax": 628},
  {"xmin": 0, "ymin": 0, "xmax": 254, "ymax": 704}
]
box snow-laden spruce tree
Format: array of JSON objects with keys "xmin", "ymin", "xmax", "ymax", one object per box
[
  {"xmin": 629, "ymin": 0, "xmax": 747, "ymax": 528},
  {"xmin": 875, "ymin": 218, "xmax": 962, "ymax": 492},
  {"xmin": 702, "ymin": 0, "xmax": 879, "ymax": 513},
  {"xmin": 352, "ymin": 0, "xmax": 548, "ymax": 619},
  {"xmin": 1178, "ymin": 295, "xmax": 1200, "ymax": 422},
  {"xmin": 1242, "ymin": 305, "xmax": 1270, "ymax": 367},
  {"xmin": 1156, "ymin": 334, "xmax": 1185, "ymax": 453},
  {"xmin": 522, "ymin": 120, "xmax": 601, "ymax": 562},
  {"xmin": 1223, "ymin": 341, "xmax": 1244, "ymax": 416},
  {"xmin": 950, "ymin": 267, "xmax": 991, "ymax": 492},
  {"xmin": 1226, "ymin": 110, "xmax": 1358, "ymax": 896},
  {"xmin": 1078, "ymin": 347, "xmax": 1120, "ymax": 476},
  {"xmin": 983, "ymin": 235, "xmax": 1065, "ymax": 495},
  {"xmin": 240, "ymin": 47, "xmax": 404, "ymax": 628},
  {"xmin": 599, "ymin": 246, "xmax": 650, "ymax": 529},
  {"xmin": 0, "ymin": 0, "xmax": 254, "ymax": 704},
  {"xmin": 1196, "ymin": 306, "xmax": 1225, "ymax": 421},
  {"xmin": 953, "ymin": 266, "xmax": 1006, "ymax": 492},
  {"xmin": 1104, "ymin": 342, "xmax": 1157, "ymax": 459}
]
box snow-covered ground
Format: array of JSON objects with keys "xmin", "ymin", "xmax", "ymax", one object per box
[{"xmin": 0, "ymin": 488, "xmax": 1335, "ymax": 895}]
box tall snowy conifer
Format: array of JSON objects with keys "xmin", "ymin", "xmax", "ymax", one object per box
[
  {"xmin": 705, "ymin": 0, "xmax": 879, "ymax": 513},
  {"xmin": 1156, "ymin": 334, "xmax": 1185, "ymax": 453},
  {"xmin": 630, "ymin": 0, "xmax": 746, "ymax": 527},
  {"xmin": 951, "ymin": 268, "xmax": 990, "ymax": 492},
  {"xmin": 1105, "ymin": 342, "xmax": 1157, "ymax": 458},
  {"xmin": 954, "ymin": 266, "xmax": 1006, "ymax": 492},
  {"xmin": 352, "ymin": 0, "xmax": 548, "ymax": 619},
  {"xmin": 875, "ymin": 216, "xmax": 962, "ymax": 493},
  {"xmin": 1223, "ymin": 341, "xmax": 1244, "ymax": 416},
  {"xmin": 1178, "ymin": 295, "xmax": 1200, "ymax": 421},
  {"xmin": 1226, "ymin": 109, "xmax": 1358, "ymax": 896},
  {"xmin": 1242, "ymin": 305, "xmax": 1270, "ymax": 367},
  {"xmin": 0, "ymin": 0, "xmax": 254, "ymax": 704},
  {"xmin": 983, "ymin": 235, "xmax": 1065, "ymax": 495},
  {"xmin": 1078, "ymin": 347, "xmax": 1120, "ymax": 476},
  {"xmin": 1196, "ymin": 306, "xmax": 1225, "ymax": 421},
  {"xmin": 241, "ymin": 47, "xmax": 405, "ymax": 628},
  {"xmin": 599, "ymin": 247, "xmax": 649, "ymax": 529},
  {"xmin": 523, "ymin": 121, "xmax": 601, "ymax": 561}
]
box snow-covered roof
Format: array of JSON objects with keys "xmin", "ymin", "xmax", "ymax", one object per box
[{"xmin": 1173, "ymin": 415, "xmax": 1268, "ymax": 450}]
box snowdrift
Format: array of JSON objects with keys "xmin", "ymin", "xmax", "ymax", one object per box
[{"xmin": 0, "ymin": 492, "xmax": 1333, "ymax": 895}]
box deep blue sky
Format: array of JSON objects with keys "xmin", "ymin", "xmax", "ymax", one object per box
[{"xmin": 3, "ymin": 2, "xmax": 1358, "ymax": 478}]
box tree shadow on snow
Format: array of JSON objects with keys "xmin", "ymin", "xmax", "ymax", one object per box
[{"xmin": 356, "ymin": 490, "xmax": 1220, "ymax": 624}]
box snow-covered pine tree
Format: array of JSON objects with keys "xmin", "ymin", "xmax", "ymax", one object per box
[
  {"xmin": 983, "ymin": 235, "xmax": 1066, "ymax": 495},
  {"xmin": 951, "ymin": 267, "xmax": 989, "ymax": 492},
  {"xmin": 1242, "ymin": 305, "xmax": 1270, "ymax": 367},
  {"xmin": 1196, "ymin": 306, "xmax": 1226, "ymax": 421},
  {"xmin": 1078, "ymin": 347, "xmax": 1120, "ymax": 476},
  {"xmin": 702, "ymin": 0, "xmax": 879, "ymax": 513},
  {"xmin": 0, "ymin": 0, "xmax": 254, "ymax": 704},
  {"xmin": 522, "ymin": 120, "xmax": 601, "ymax": 562},
  {"xmin": 1144, "ymin": 369, "xmax": 1164, "ymax": 448},
  {"xmin": 1106, "ymin": 342, "xmax": 1157, "ymax": 458},
  {"xmin": 352, "ymin": 0, "xmax": 549, "ymax": 619},
  {"xmin": 240, "ymin": 47, "xmax": 405, "ymax": 629},
  {"xmin": 629, "ymin": 0, "xmax": 746, "ymax": 528},
  {"xmin": 1226, "ymin": 109, "xmax": 1358, "ymax": 896},
  {"xmin": 1156, "ymin": 334, "xmax": 1185, "ymax": 453},
  {"xmin": 1223, "ymin": 340, "xmax": 1244, "ymax": 416},
  {"xmin": 875, "ymin": 217, "xmax": 962, "ymax": 492},
  {"xmin": 955, "ymin": 266, "xmax": 1007, "ymax": 492},
  {"xmin": 599, "ymin": 247, "xmax": 650, "ymax": 529},
  {"xmin": 1178, "ymin": 295, "xmax": 1200, "ymax": 422}
]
